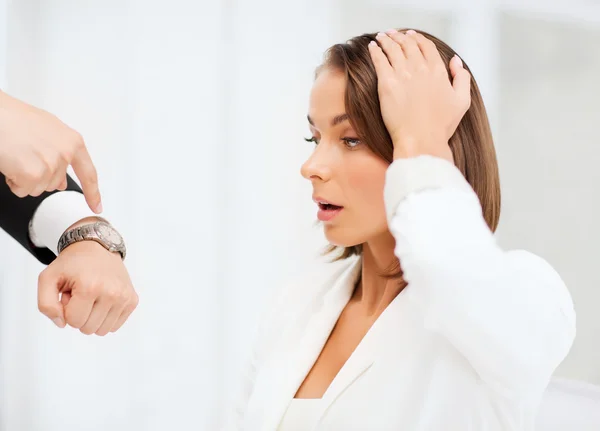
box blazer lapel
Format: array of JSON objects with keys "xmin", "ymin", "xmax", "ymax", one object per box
[
  {"xmin": 316, "ymin": 282, "xmax": 415, "ymax": 423},
  {"xmin": 247, "ymin": 258, "xmax": 362, "ymax": 431}
]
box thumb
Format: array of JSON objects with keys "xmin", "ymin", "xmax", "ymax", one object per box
[
  {"xmin": 449, "ymin": 55, "xmax": 471, "ymax": 107},
  {"xmin": 37, "ymin": 268, "xmax": 66, "ymax": 328}
]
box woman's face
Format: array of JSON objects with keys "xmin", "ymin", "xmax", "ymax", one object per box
[{"xmin": 301, "ymin": 67, "xmax": 390, "ymax": 248}]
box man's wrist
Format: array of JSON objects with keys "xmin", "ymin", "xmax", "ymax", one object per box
[
  {"xmin": 58, "ymin": 219, "xmax": 126, "ymax": 260},
  {"xmin": 59, "ymin": 217, "xmax": 118, "ymax": 258}
]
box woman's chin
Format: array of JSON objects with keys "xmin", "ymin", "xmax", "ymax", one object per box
[{"xmin": 323, "ymin": 231, "xmax": 361, "ymax": 248}]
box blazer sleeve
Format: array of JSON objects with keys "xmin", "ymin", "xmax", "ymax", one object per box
[
  {"xmin": 0, "ymin": 172, "xmax": 83, "ymax": 265},
  {"xmin": 384, "ymin": 155, "xmax": 576, "ymax": 403}
]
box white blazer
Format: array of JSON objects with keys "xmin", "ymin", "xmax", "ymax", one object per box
[{"xmin": 224, "ymin": 156, "xmax": 576, "ymax": 431}]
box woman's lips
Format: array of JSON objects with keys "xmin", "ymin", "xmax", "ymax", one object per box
[{"xmin": 315, "ymin": 199, "xmax": 344, "ymax": 222}]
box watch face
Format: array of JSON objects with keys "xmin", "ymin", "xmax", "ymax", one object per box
[{"xmin": 95, "ymin": 223, "xmax": 123, "ymax": 246}]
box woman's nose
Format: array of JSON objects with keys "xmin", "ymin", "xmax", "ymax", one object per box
[{"xmin": 301, "ymin": 145, "xmax": 332, "ymax": 182}]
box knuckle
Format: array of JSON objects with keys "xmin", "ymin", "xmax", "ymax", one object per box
[
  {"xmin": 60, "ymin": 145, "xmax": 75, "ymax": 162},
  {"xmin": 381, "ymin": 78, "xmax": 394, "ymax": 91},
  {"xmin": 41, "ymin": 159, "xmax": 53, "ymax": 176},
  {"xmin": 423, "ymin": 37, "xmax": 436, "ymax": 49},
  {"xmin": 388, "ymin": 32, "xmax": 399, "ymax": 42},
  {"xmin": 130, "ymin": 292, "xmax": 140, "ymax": 308},
  {"xmin": 80, "ymin": 284, "xmax": 101, "ymax": 299},
  {"xmin": 9, "ymin": 184, "xmax": 28, "ymax": 197},
  {"xmin": 434, "ymin": 63, "xmax": 447, "ymax": 76},
  {"xmin": 49, "ymin": 177, "xmax": 64, "ymax": 191},
  {"xmin": 37, "ymin": 271, "xmax": 53, "ymax": 290},
  {"xmin": 79, "ymin": 326, "xmax": 94, "ymax": 335},
  {"xmin": 402, "ymin": 36, "xmax": 415, "ymax": 46},
  {"xmin": 37, "ymin": 300, "xmax": 52, "ymax": 315},
  {"xmin": 104, "ymin": 288, "xmax": 124, "ymax": 303},
  {"xmin": 464, "ymin": 96, "xmax": 472, "ymax": 111},
  {"xmin": 455, "ymin": 97, "xmax": 471, "ymax": 114},
  {"xmin": 23, "ymin": 166, "xmax": 43, "ymax": 183},
  {"xmin": 46, "ymin": 152, "xmax": 61, "ymax": 170},
  {"xmin": 29, "ymin": 188, "xmax": 43, "ymax": 197},
  {"xmin": 37, "ymin": 271, "xmax": 48, "ymax": 285},
  {"xmin": 65, "ymin": 313, "xmax": 84, "ymax": 329},
  {"xmin": 71, "ymin": 130, "xmax": 85, "ymax": 149},
  {"xmin": 126, "ymin": 300, "xmax": 138, "ymax": 314}
]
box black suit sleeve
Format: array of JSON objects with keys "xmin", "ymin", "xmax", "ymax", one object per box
[{"xmin": 0, "ymin": 173, "xmax": 83, "ymax": 265}]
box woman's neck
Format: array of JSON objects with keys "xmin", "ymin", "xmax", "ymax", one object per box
[{"xmin": 352, "ymin": 233, "xmax": 403, "ymax": 316}]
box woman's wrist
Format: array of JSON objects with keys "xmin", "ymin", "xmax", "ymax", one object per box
[
  {"xmin": 392, "ymin": 136, "xmax": 453, "ymax": 162},
  {"xmin": 391, "ymin": 136, "xmax": 420, "ymax": 160}
]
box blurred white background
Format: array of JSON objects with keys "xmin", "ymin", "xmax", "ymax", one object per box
[{"xmin": 0, "ymin": 0, "xmax": 599, "ymax": 430}]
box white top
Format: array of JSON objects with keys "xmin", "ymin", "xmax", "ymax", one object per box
[
  {"xmin": 223, "ymin": 155, "xmax": 576, "ymax": 431},
  {"xmin": 277, "ymin": 399, "xmax": 322, "ymax": 431}
]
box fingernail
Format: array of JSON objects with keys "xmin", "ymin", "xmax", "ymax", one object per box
[
  {"xmin": 454, "ymin": 55, "xmax": 463, "ymax": 67},
  {"xmin": 95, "ymin": 201, "xmax": 103, "ymax": 213},
  {"xmin": 376, "ymin": 32, "xmax": 386, "ymax": 39},
  {"xmin": 369, "ymin": 41, "xmax": 377, "ymax": 47},
  {"xmin": 385, "ymin": 29, "xmax": 398, "ymax": 34},
  {"xmin": 406, "ymin": 29, "xmax": 416, "ymax": 35},
  {"xmin": 52, "ymin": 317, "xmax": 65, "ymax": 328}
]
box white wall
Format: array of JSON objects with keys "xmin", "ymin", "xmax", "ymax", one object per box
[
  {"xmin": 344, "ymin": 0, "xmax": 600, "ymax": 384},
  {"xmin": 0, "ymin": 0, "xmax": 334, "ymax": 429},
  {"xmin": 0, "ymin": 1, "xmax": 598, "ymax": 430},
  {"xmin": 494, "ymin": 12, "xmax": 600, "ymax": 383}
]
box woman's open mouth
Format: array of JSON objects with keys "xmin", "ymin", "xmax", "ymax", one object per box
[{"xmin": 316, "ymin": 200, "xmax": 343, "ymax": 222}]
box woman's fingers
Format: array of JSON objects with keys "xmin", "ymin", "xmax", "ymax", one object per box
[
  {"xmin": 449, "ymin": 55, "xmax": 472, "ymax": 110},
  {"xmin": 393, "ymin": 30, "xmax": 424, "ymax": 66},
  {"xmin": 411, "ymin": 32, "xmax": 444, "ymax": 68},
  {"xmin": 375, "ymin": 32, "xmax": 406, "ymax": 70},
  {"xmin": 368, "ymin": 40, "xmax": 394, "ymax": 79}
]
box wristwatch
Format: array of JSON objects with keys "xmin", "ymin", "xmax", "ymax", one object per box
[{"xmin": 57, "ymin": 220, "xmax": 126, "ymax": 260}]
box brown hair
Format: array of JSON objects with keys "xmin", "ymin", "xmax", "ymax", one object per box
[{"xmin": 319, "ymin": 29, "xmax": 501, "ymax": 276}]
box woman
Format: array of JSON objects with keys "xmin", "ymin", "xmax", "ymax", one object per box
[{"xmin": 226, "ymin": 29, "xmax": 575, "ymax": 430}]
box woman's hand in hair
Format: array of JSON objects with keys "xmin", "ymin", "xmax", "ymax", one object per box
[{"xmin": 368, "ymin": 29, "xmax": 471, "ymax": 162}]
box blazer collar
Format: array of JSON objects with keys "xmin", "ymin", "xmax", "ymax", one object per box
[
  {"xmin": 316, "ymin": 271, "xmax": 413, "ymax": 423},
  {"xmin": 243, "ymin": 256, "xmax": 413, "ymax": 430}
]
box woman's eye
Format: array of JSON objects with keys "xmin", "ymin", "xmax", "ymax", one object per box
[
  {"xmin": 304, "ymin": 137, "xmax": 319, "ymax": 145},
  {"xmin": 342, "ymin": 138, "xmax": 361, "ymax": 148}
]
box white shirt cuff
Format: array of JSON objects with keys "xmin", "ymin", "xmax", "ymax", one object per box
[
  {"xmin": 29, "ymin": 191, "xmax": 96, "ymax": 254},
  {"xmin": 383, "ymin": 155, "xmax": 473, "ymax": 226}
]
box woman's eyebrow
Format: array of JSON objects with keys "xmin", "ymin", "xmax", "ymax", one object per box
[{"xmin": 307, "ymin": 113, "xmax": 349, "ymax": 127}]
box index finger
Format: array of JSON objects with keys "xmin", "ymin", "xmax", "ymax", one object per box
[
  {"xmin": 368, "ymin": 40, "xmax": 394, "ymax": 79},
  {"xmin": 412, "ymin": 32, "xmax": 444, "ymax": 66},
  {"xmin": 71, "ymin": 145, "xmax": 102, "ymax": 213}
]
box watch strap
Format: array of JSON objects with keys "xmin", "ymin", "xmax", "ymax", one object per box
[{"xmin": 57, "ymin": 221, "xmax": 126, "ymax": 260}]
